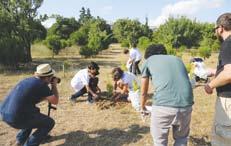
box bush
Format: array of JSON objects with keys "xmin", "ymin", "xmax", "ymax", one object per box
[
  {"xmin": 69, "ymin": 29, "xmax": 88, "ymax": 46},
  {"xmin": 190, "ymin": 49, "xmax": 198, "ymax": 57},
  {"xmin": 79, "ymin": 46, "xmax": 95, "ymax": 57},
  {"xmin": 211, "ymin": 39, "xmax": 220, "ymax": 52},
  {"xmin": 121, "ymin": 40, "xmax": 130, "ymax": 47},
  {"xmin": 199, "ymin": 47, "xmax": 211, "ymax": 59},
  {"xmin": 45, "ymin": 35, "xmax": 62, "ymax": 55},
  {"xmin": 138, "ymin": 36, "xmax": 151, "ymax": 51},
  {"xmin": 60, "ymin": 39, "xmax": 67, "ymax": 49},
  {"xmin": 120, "ymin": 62, "xmax": 127, "ymax": 71},
  {"xmin": 185, "ymin": 63, "xmax": 192, "ymax": 74},
  {"xmin": 179, "ymin": 45, "xmax": 187, "ymax": 52},
  {"xmin": 166, "ymin": 46, "xmax": 176, "ymax": 56},
  {"xmin": 106, "ymin": 83, "xmax": 113, "ymax": 98}
]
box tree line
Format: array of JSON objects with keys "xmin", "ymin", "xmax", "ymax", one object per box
[{"xmin": 0, "ymin": 0, "xmax": 219, "ymax": 66}]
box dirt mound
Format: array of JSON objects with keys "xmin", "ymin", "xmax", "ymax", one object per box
[{"xmin": 96, "ymin": 98, "xmax": 128, "ymax": 110}]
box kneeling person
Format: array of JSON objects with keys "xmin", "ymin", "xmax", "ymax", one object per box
[
  {"xmin": 112, "ymin": 67, "xmax": 140, "ymax": 110},
  {"xmin": 0, "ymin": 64, "xmax": 59, "ymax": 146},
  {"xmin": 70, "ymin": 62, "xmax": 101, "ymax": 103}
]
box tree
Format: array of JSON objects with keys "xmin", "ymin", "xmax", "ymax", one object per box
[
  {"xmin": 137, "ymin": 36, "xmax": 152, "ymax": 51},
  {"xmin": 153, "ymin": 16, "xmax": 202, "ymax": 49},
  {"xmin": 0, "ymin": 0, "xmax": 46, "ymax": 65},
  {"xmin": 112, "ymin": 19, "xmax": 144, "ymax": 47},
  {"xmin": 142, "ymin": 17, "xmax": 153, "ymax": 39},
  {"xmin": 79, "ymin": 17, "xmax": 112, "ymax": 57},
  {"xmin": 199, "ymin": 23, "xmax": 220, "ymax": 52},
  {"xmin": 47, "ymin": 16, "xmax": 80, "ymax": 40},
  {"xmin": 78, "ymin": 7, "xmax": 93, "ymax": 25},
  {"xmin": 69, "ymin": 26, "xmax": 89, "ymax": 46},
  {"xmin": 45, "ymin": 35, "xmax": 62, "ymax": 58}
]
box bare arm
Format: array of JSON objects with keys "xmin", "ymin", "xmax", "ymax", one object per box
[
  {"xmin": 209, "ymin": 64, "xmax": 231, "ymax": 89},
  {"xmin": 113, "ymin": 81, "xmax": 117, "ymax": 91},
  {"xmin": 206, "ymin": 68, "xmax": 217, "ymax": 77},
  {"xmin": 141, "ymin": 77, "xmax": 149, "ymax": 110},
  {"xmin": 121, "ymin": 84, "xmax": 129, "ymax": 94},
  {"xmin": 85, "ymin": 85, "xmax": 98, "ymax": 98},
  {"xmin": 46, "ymin": 83, "xmax": 59, "ymax": 105},
  {"xmin": 205, "ymin": 64, "xmax": 231, "ymax": 94},
  {"xmin": 96, "ymin": 86, "xmax": 101, "ymax": 93}
]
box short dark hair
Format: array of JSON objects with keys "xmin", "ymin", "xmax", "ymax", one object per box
[
  {"xmin": 112, "ymin": 67, "xmax": 124, "ymax": 81},
  {"xmin": 144, "ymin": 44, "xmax": 167, "ymax": 59},
  {"xmin": 216, "ymin": 13, "xmax": 231, "ymax": 31},
  {"xmin": 88, "ymin": 62, "xmax": 99, "ymax": 70},
  {"xmin": 123, "ymin": 49, "xmax": 129, "ymax": 54}
]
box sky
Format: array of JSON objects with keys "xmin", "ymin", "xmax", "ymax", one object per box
[{"xmin": 38, "ymin": 0, "xmax": 231, "ymax": 28}]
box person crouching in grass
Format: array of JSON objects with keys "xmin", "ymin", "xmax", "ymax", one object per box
[{"xmin": 70, "ymin": 62, "xmax": 101, "ymax": 104}]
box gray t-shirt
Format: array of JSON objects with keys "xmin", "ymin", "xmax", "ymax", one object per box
[{"xmin": 141, "ymin": 55, "xmax": 194, "ymax": 108}]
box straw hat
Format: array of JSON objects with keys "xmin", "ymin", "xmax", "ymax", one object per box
[{"xmin": 35, "ymin": 64, "xmax": 55, "ymax": 77}]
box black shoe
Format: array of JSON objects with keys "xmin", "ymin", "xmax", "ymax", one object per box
[
  {"xmin": 69, "ymin": 97, "xmax": 77, "ymax": 103},
  {"xmin": 41, "ymin": 135, "xmax": 52, "ymax": 144},
  {"xmin": 16, "ymin": 141, "xmax": 24, "ymax": 146}
]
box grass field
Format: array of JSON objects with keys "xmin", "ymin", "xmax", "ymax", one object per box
[{"xmin": 0, "ymin": 44, "xmax": 217, "ymax": 146}]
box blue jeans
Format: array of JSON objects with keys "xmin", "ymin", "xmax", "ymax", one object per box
[
  {"xmin": 7, "ymin": 113, "xmax": 55, "ymax": 146},
  {"xmin": 71, "ymin": 87, "xmax": 94, "ymax": 102}
]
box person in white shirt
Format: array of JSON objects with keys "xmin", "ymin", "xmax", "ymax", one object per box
[
  {"xmin": 112, "ymin": 67, "xmax": 141, "ymax": 111},
  {"xmin": 70, "ymin": 62, "xmax": 101, "ymax": 103},
  {"xmin": 124, "ymin": 44, "xmax": 142, "ymax": 75}
]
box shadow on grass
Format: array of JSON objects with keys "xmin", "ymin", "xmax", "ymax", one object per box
[
  {"xmin": 45, "ymin": 124, "xmax": 149, "ymax": 146},
  {"xmin": 190, "ymin": 136, "xmax": 211, "ymax": 146}
]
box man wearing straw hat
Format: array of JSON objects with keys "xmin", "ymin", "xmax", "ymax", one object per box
[{"xmin": 0, "ymin": 64, "xmax": 59, "ymax": 146}]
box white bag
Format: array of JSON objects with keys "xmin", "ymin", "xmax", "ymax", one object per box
[
  {"xmin": 193, "ymin": 62, "xmax": 208, "ymax": 80},
  {"xmin": 128, "ymin": 90, "xmax": 140, "ymax": 111},
  {"xmin": 126, "ymin": 59, "xmax": 132, "ymax": 70}
]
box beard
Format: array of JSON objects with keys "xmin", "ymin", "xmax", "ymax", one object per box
[{"xmin": 216, "ymin": 34, "xmax": 224, "ymax": 43}]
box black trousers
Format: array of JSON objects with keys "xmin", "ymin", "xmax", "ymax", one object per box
[
  {"xmin": 71, "ymin": 77, "xmax": 99, "ymax": 101},
  {"xmin": 130, "ymin": 60, "xmax": 141, "ymax": 75}
]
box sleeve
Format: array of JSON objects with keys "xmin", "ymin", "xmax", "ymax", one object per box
[
  {"xmin": 141, "ymin": 61, "xmax": 151, "ymax": 78},
  {"xmin": 221, "ymin": 42, "xmax": 231, "ymax": 65},
  {"xmin": 37, "ymin": 84, "xmax": 53, "ymax": 99}
]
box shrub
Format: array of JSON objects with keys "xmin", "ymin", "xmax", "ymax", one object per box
[
  {"xmin": 121, "ymin": 40, "xmax": 130, "ymax": 47},
  {"xmin": 45, "ymin": 35, "xmax": 62, "ymax": 55},
  {"xmin": 138, "ymin": 36, "xmax": 151, "ymax": 51},
  {"xmin": 199, "ymin": 47, "xmax": 211, "ymax": 59},
  {"xmin": 79, "ymin": 46, "xmax": 95, "ymax": 57},
  {"xmin": 106, "ymin": 83, "xmax": 113, "ymax": 98}
]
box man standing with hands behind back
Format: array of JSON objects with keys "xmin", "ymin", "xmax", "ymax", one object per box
[{"xmin": 204, "ymin": 13, "xmax": 231, "ymax": 146}]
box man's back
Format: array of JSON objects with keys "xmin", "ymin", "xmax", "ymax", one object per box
[
  {"xmin": 142, "ymin": 55, "xmax": 193, "ymax": 107},
  {"xmin": 0, "ymin": 77, "xmax": 52, "ymax": 123},
  {"xmin": 130, "ymin": 48, "xmax": 142, "ymax": 61}
]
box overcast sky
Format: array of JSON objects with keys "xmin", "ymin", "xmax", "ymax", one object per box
[{"xmin": 38, "ymin": 0, "xmax": 231, "ymax": 28}]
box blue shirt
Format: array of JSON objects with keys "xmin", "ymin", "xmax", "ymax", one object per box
[{"xmin": 0, "ymin": 77, "xmax": 52, "ymax": 123}]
